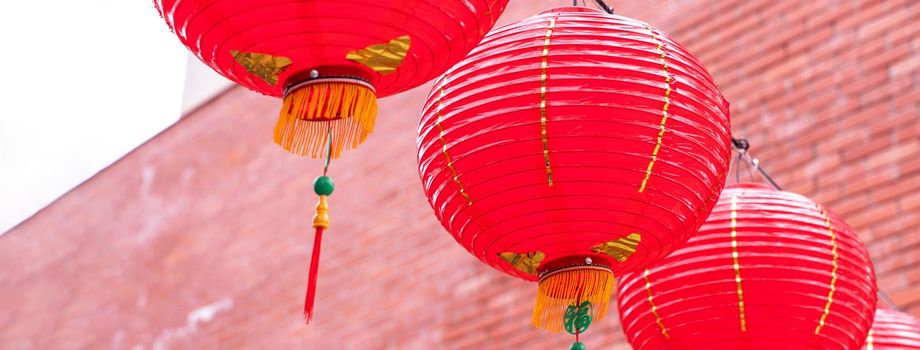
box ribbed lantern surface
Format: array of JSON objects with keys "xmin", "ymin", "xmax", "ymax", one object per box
[
  {"xmin": 155, "ymin": 0, "xmax": 508, "ymax": 157},
  {"xmin": 864, "ymin": 308, "xmax": 920, "ymax": 349},
  {"xmin": 617, "ymin": 183, "xmax": 878, "ymax": 349},
  {"xmin": 417, "ymin": 7, "xmax": 730, "ymax": 332}
]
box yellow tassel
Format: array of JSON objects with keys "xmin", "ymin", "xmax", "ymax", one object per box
[
  {"xmin": 275, "ymin": 81, "xmax": 378, "ymax": 158},
  {"xmin": 532, "ymin": 266, "xmax": 615, "ymax": 332}
]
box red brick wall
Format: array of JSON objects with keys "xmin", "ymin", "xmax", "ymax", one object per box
[{"xmin": 2, "ymin": 1, "xmax": 919, "ymax": 349}]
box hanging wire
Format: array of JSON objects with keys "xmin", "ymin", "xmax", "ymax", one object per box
[
  {"xmin": 574, "ymin": 0, "xmax": 614, "ymax": 13},
  {"xmin": 592, "ymin": 0, "xmax": 614, "ymax": 14},
  {"xmin": 878, "ymin": 291, "xmax": 900, "ymax": 311},
  {"xmin": 731, "ymin": 136, "xmax": 901, "ymax": 311},
  {"xmin": 730, "ymin": 137, "xmax": 781, "ymax": 191},
  {"xmin": 323, "ymin": 122, "xmax": 333, "ymax": 176},
  {"xmin": 733, "ymin": 151, "xmax": 744, "ymax": 183},
  {"xmin": 731, "ymin": 137, "xmax": 751, "ymax": 184}
]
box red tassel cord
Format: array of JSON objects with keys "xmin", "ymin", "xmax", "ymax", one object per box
[{"xmin": 304, "ymin": 226, "xmax": 324, "ymax": 322}]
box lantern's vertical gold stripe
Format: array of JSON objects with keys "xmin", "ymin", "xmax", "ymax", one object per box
[
  {"xmin": 435, "ymin": 76, "xmax": 472, "ymax": 205},
  {"xmin": 815, "ymin": 207, "xmax": 839, "ymax": 334},
  {"xmin": 643, "ymin": 269, "xmax": 671, "ymax": 339},
  {"xmin": 730, "ymin": 195, "xmax": 747, "ymax": 332},
  {"xmin": 638, "ymin": 26, "xmax": 672, "ymax": 193},
  {"xmin": 866, "ymin": 330, "xmax": 874, "ymax": 350},
  {"xmin": 540, "ymin": 16, "xmax": 558, "ymax": 186}
]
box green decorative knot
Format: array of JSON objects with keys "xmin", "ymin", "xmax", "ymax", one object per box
[
  {"xmin": 570, "ymin": 342, "xmax": 587, "ymax": 350},
  {"xmin": 313, "ymin": 176, "xmax": 335, "ymax": 196},
  {"xmin": 563, "ymin": 301, "xmax": 593, "ymax": 335}
]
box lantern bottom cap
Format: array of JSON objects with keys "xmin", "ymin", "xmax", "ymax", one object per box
[
  {"xmin": 533, "ymin": 265, "xmax": 615, "ymax": 332},
  {"xmin": 274, "ymin": 77, "xmax": 378, "ymax": 158}
]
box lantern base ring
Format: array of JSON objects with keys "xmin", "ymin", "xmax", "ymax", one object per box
[
  {"xmin": 538, "ymin": 263, "xmax": 611, "ymax": 281},
  {"xmin": 283, "ymin": 76, "xmax": 376, "ymax": 97}
]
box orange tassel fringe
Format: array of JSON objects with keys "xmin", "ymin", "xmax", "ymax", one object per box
[
  {"xmin": 533, "ymin": 266, "xmax": 615, "ymax": 332},
  {"xmin": 275, "ymin": 81, "xmax": 378, "ymax": 158}
]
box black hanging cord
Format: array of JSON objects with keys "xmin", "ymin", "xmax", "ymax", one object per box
[
  {"xmin": 730, "ymin": 137, "xmax": 749, "ymax": 151},
  {"xmin": 731, "ymin": 136, "xmax": 902, "ymax": 311},
  {"xmin": 730, "ymin": 137, "xmax": 782, "ymax": 191},
  {"xmin": 592, "ymin": 0, "xmax": 614, "ymax": 14},
  {"xmin": 573, "ymin": 0, "xmax": 614, "ymax": 14}
]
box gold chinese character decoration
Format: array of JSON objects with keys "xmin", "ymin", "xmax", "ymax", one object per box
[
  {"xmin": 499, "ymin": 251, "xmax": 545, "ymax": 276},
  {"xmin": 230, "ymin": 50, "xmax": 292, "ymax": 85},
  {"xmin": 346, "ymin": 35, "xmax": 411, "ymax": 75},
  {"xmin": 591, "ymin": 233, "xmax": 642, "ymax": 262}
]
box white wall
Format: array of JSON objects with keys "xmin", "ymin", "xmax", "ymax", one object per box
[{"xmin": 0, "ymin": 1, "xmax": 229, "ymax": 235}]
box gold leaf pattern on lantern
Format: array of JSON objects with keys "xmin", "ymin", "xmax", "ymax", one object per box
[
  {"xmin": 498, "ymin": 251, "xmax": 545, "ymax": 275},
  {"xmin": 230, "ymin": 50, "xmax": 292, "ymax": 85},
  {"xmin": 814, "ymin": 206, "xmax": 839, "ymax": 335},
  {"xmin": 346, "ymin": 35, "xmax": 411, "ymax": 74},
  {"xmin": 638, "ymin": 25, "xmax": 673, "ymax": 193},
  {"xmin": 591, "ymin": 233, "xmax": 642, "ymax": 262}
]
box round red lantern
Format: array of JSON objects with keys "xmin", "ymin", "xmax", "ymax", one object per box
[
  {"xmin": 155, "ymin": 0, "xmax": 508, "ymax": 157},
  {"xmin": 417, "ymin": 7, "xmax": 731, "ymax": 336},
  {"xmin": 155, "ymin": 0, "xmax": 509, "ymax": 324},
  {"xmin": 864, "ymin": 308, "xmax": 920, "ymax": 349},
  {"xmin": 617, "ymin": 183, "xmax": 878, "ymax": 350}
]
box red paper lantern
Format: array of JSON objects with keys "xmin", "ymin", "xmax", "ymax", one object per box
[
  {"xmin": 864, "ymin": 308, "xmax": 920, "ymax": 349},
  {"xmin": 417, "ymin": 7, "xmax": 731, "ymax": 334},
  {"xmin": 154, "ymin": 0, "xmax": 509, "ymax": 323},
  {"xmin": 155, "ymin": 0, "xmax": 508, "ymax": 157},
  {"xmin": 617, "ymin": 183, "xmax": 878, "ymax": 350}
]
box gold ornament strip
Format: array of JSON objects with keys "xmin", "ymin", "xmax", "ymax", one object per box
[
  {"xmin": 498, "ymin": 251, "xmax": 545, "ymax": 276},
  {"xmin": 591, "ymin": 233, "xmax": 642, "ymax": 262},
  {"xmin": 346, "ymin": 35, "xmax": 411, "ymax": 75},
  {"xmin": 730, "ymin": 195, "xmax": 747, "ymax": 332},
  {"xmin": 638, "ymin": 26, "xmax": 673, "ymax": 193},
  {"xmin": 230, "ymin": 50, "xmax": 292, "ymax": 85},
  {"xmin": 435, "ymin": 75, "xmax": 472, "ymax": 205},
  {"xmin": 866, "ymin": 329, "xmax": 874, "ymax": 350},
  {"xmin": 643, "ymin": 269, "xmax": 671, "ymax": 339},
  {"xmin": 540, "ymin": 16, "xmax": 558, "ymax": 186},
  {"xmin": 815, "ymin": 206, "xmax": 839, "ymax": 334}
]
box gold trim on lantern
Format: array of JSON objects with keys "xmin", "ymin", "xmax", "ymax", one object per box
[
  {"xmin": 346, "ymin": 35, "xmax": 411, "ymax": 75},
  {"xmin": 435, "ymin": 75, "xmax": 473, "ymax": 205},
  {"xmin": 591, "ymin": 233, "xmax": 642, "ymax": 262},
  {"xmin": 866, "ymin": 329, "xmax": 873, "ymax": 350},
  {"xmin": 230, "ymin": 50, "xmax": 292, "ymax": 85},
  {"xmin": 643, "ymin": 269, "xmax": 671, "ymax": 339},
  {"xmin": 498, "ymin": 251, "xmax": 545, "ymax": 275},
  {"xmin": 730, "ymin": 195, "xmax": 747, "ymax": 332},
  {"xmin": 539, "ymin": 16, "xmax": 559, "ymax": 186},
  {"xmin": 815, "ymin": 206, "xmax": 839, "ymax": 334},
  {"xmin": 638, "ymin": 26, "xmax": 672, "ymax": 193}
]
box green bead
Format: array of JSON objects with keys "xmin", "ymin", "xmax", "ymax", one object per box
[
  {"xmin": 313, "ymin": 176, "xmax": 335, "ymax": 196},
  {"xmin": 570, "ymin": 342, "xmax": 586, "ymax": 350}
]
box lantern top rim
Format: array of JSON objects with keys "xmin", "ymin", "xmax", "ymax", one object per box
[
  {"xmin": 725, "ymin": 182, "xmax": 774, "ymax": 190},
  {"xmin": 538, "ymin": 6, "xmax": 607, "ymax": 15}
]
